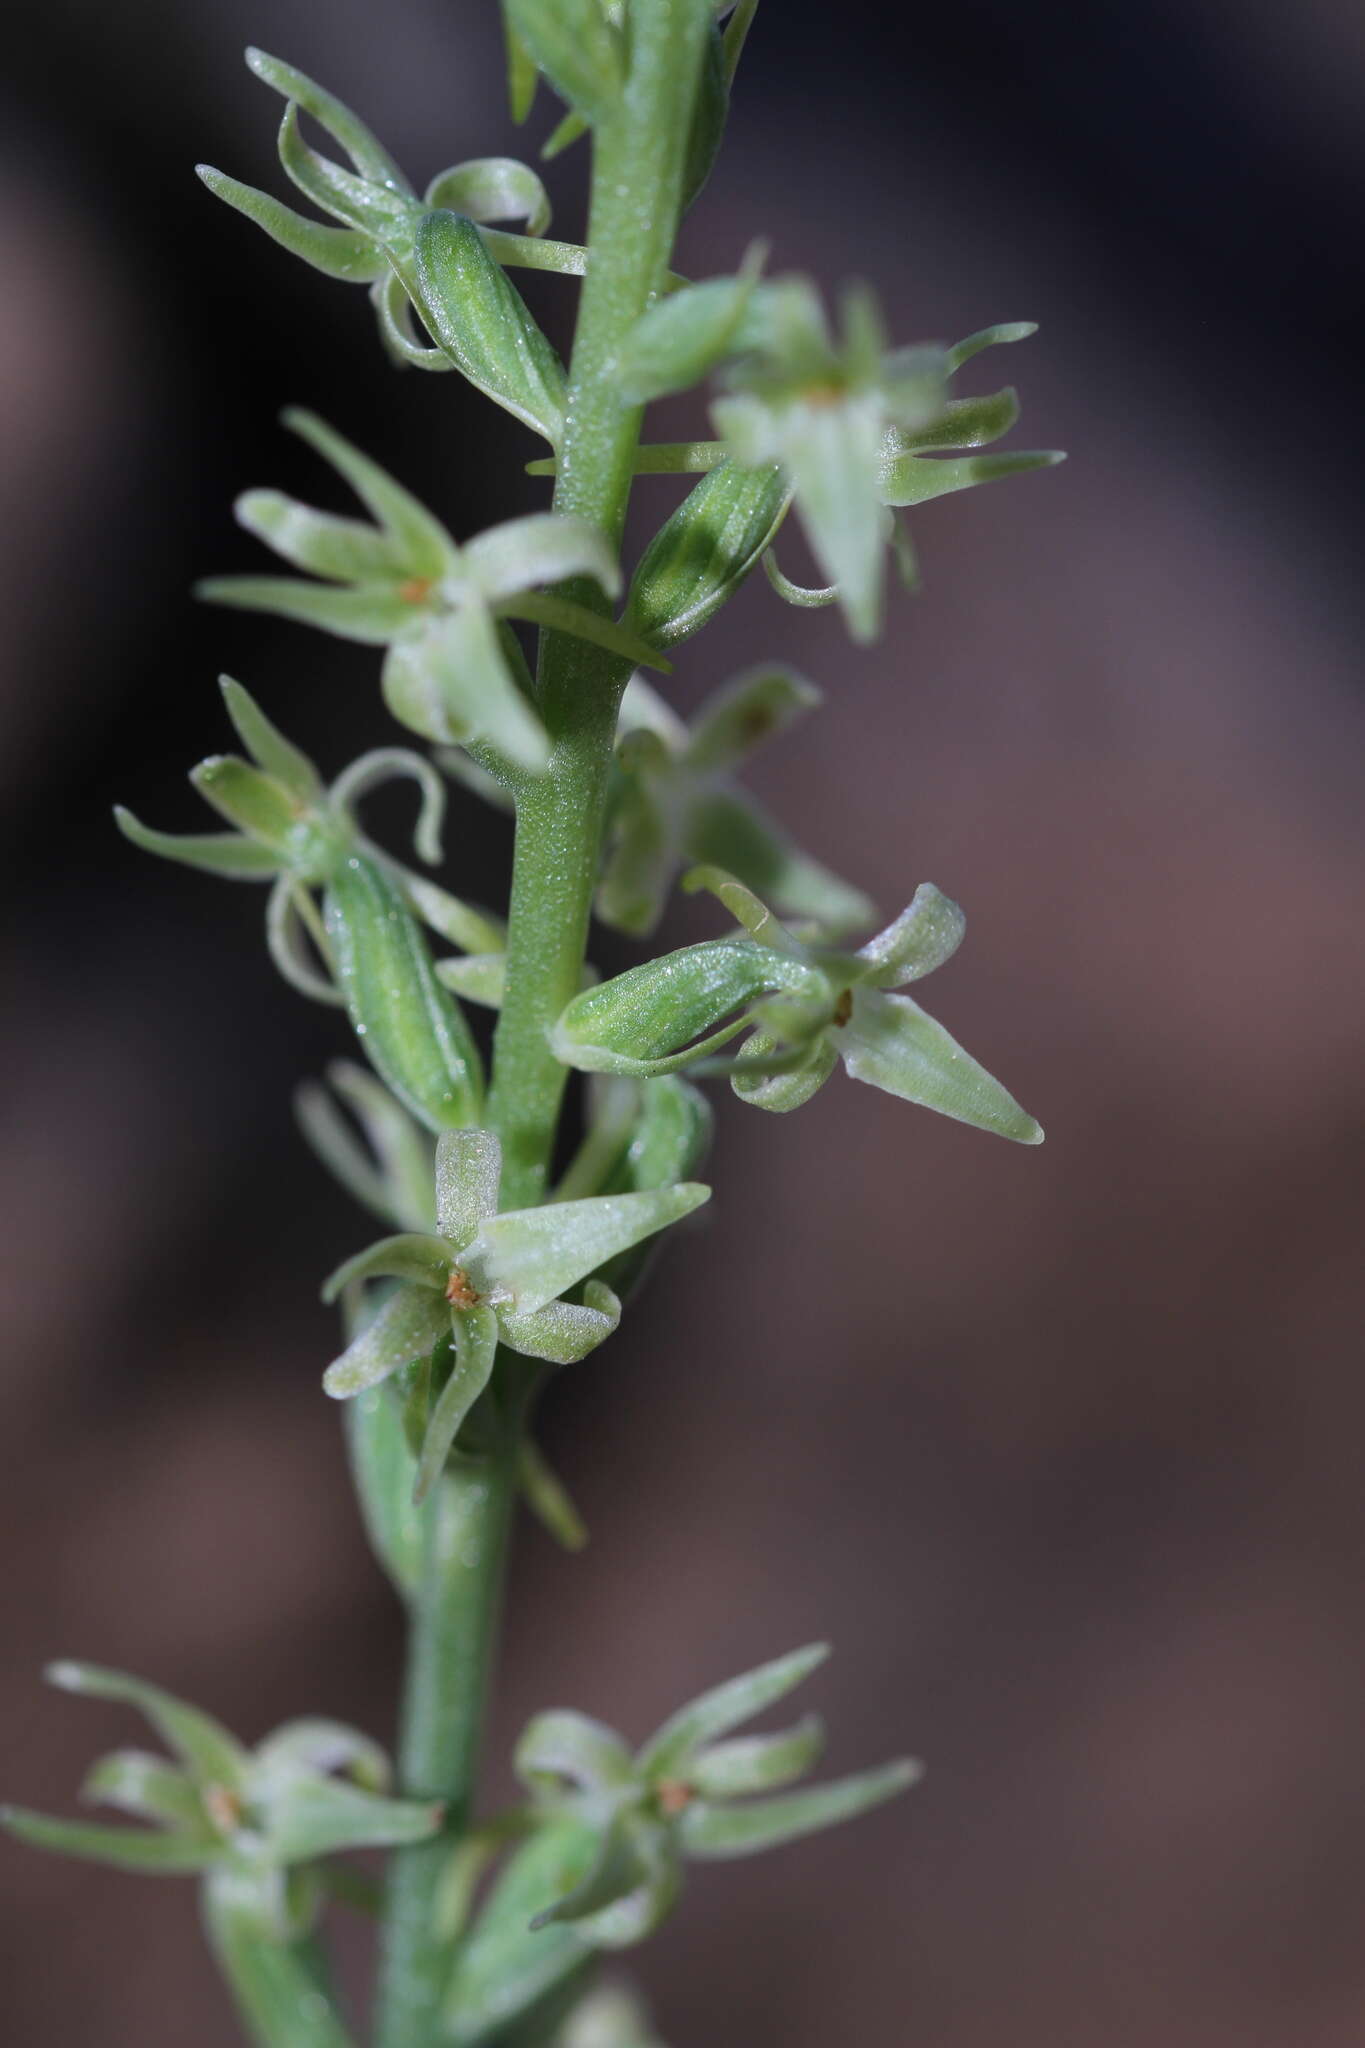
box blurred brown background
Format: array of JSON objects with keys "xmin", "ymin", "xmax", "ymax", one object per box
[{"xmin": 3, "ymin": 1, "xmax": 1365, "ymax": 2041}]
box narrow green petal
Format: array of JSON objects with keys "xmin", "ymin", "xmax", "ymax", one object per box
[
  {"xmin": 515, "ymin": 1711, "xmax": 634, "ymax": 1795},
  {"xmin": 267, "ymin": 877, "xmax": 344, "ymax": 1007},
  {"xmin": 82, "ymin": 1752, "xmax": 213, "ymax": 1836},
  {"xmin": 498, "ymin": 1282, "xmax": 621, "ymax": 1364},
  {"xmin": 837, "ymin": 985, "xmax": 1043, "ymax": 1143},
  {"xmin": 190, "ymin": 755, "xmax": 309, "ymax": 858},
  {"xmin": 198, "ymin": 574, "xmax": 412, "ymax": 644},
  {"xmin": 234, "ymin": 490, "xmax": 406, "ymax": 584},
  {"xmin": 220, "ymin": 678, "xmax": 324, "ymax": 801},
  {"xmin": 0, "ymin": 1805, "xmax": 216, "ymax": 1874},
  {"xmin": 639, "ymin": 1643, "xmax": 828, "ymax": 1780},
  {"xmin": 245, "ymin": 48, "xmax": 413, "ymax": 190},
  {"xmin": 276, "ymin": 103, "xmax": 410, "ymax": 240},
  {"xmin": 254, "ymin": 1720, "xmax": 390, "ymax": 1792},
  {"xmin": 945, "ymin": 320, "xmax": 1037, "ymax": 374},
  {"xmin": 413, "ymin": 1303, "xmax": 499, "ymax": 1503},
  {"xmin": 528, "ymin": 1812, "xmax": 647, "ymax": 1933},
  {"xmin": 195, "ymin": 167, "xmax": 386, "ymax": 283},
  {"xmin": 887, "ymin": 386, "xmax": 1020, "ymax": 453},
  {"xmin": 467, "ymin": 1184, "xmax": 709, "ymax": 1319},
  {"xmin": 688, "ymin": 1714, "xmax": 824, "ymax": 1797},
  {"xmin": 424, "ymin": 156, "xmax": 552, "ymax": 237},
  {"xmin": 679, "ymin": 1758, "xmax": 920, "ymax": 1859},
  {"xmin": 327, "ymin": 749, "xmax": 447, "ymax": 870},
  {"xmin": 435, "ymin": 1127, "xmax": 503, "ymax": 1242},
  {"xmin": 568, "ymin": 1816, "xmax": 681, "ymax": 1950},
  {"xmin": 321, "ymin": 1232, "xmax": 451, "ymax": 1304},
  {"xmin": 855, "ymin": 881, "xmax": 965, "ymax": 987},
  {"xmin": 322, "ymin": 1283, "xmax": 449, "ymax": 1398},
  {"xmin": 44, "ymin": 1662, "xmax": 250, "ymax": 1791},
  {"xmin": 729, "ymin": 1027, "xmax": 837, "ymax": 1112},
  {"xmin": 282, "ymin": 409, "xmax": 454, "ymax": 574},
  {"xmin": 878, "ymin": 447, "xmax": 1065, "ymax": 511},
  {"xmin": 114, "ymin": 809, "xmax": 280, "ymax": 881}
]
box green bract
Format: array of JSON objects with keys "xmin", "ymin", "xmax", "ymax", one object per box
[
  {"xmin": 319, "ymin": 1125, "xmax": 709, "ymax": 1500},
  {"xmin": 198, "ymin": 411, "xmax": 661, "ymax": 771},
  {"xmin": 553, "ymin": 866, "xmax": 1043, "ymax": 1142},
  {"xmin": 508, "ymin": 1642, "xmax": 917, "ymax": 1949},
  {"xmin": 599, "ymin": 668, "xmax": 875, "ymax": 937}
]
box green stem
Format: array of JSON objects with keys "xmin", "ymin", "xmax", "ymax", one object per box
[
  {"xmin": 374, "ymin": 1453, "xmax": 516, "ymax": 2048},
  {"xmin": 487, "ymin": 0, "xmax": 715, "ymax": 1213},
  {"xmin": 376, "ymin": 12, "xmax": 712, "ymax": 2044}
]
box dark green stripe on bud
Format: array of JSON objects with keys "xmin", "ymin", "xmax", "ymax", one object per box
[
  {"xmin": 324, "ymin": 853, "xmax": 483, "ymax": 1131},
  {"xmin": 414, "ymin": 211, "xmax": 567, "ymax": 445},
  {"xmin": 626, "ymin": 461, "xmax": 791, "ymax": 649}
]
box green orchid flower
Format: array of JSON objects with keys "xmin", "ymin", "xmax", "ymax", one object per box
[
  {"xmin": 1, "ymin": 1662, "xmax": 440, "ymax": 1938},
  {"xmin": 319, "ymin": 1126, "xmax": 709, "ymax": 1502},
  {"xmin": 508, "ymin": 1642, "xmax": 917, "ymax": 1951},
  {"xmin": 198, "ymin": 411, "xmax": 660, "ymax": 774},
  {"xmin": 598, "ymin": 668, "xmax": 875, "ymax": 939},
  {"xmin": 552, "ymin": 865, "xmax": 1043, "ymax": 1142}
]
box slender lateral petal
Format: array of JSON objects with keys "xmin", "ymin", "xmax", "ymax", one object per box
[
  {"xmin": 879, "ymin": 447, "xmax": 1065, "ymax": 510},
  {"xmin": 945, "ymin": 319, "xmax": 1038, "ymax": 373},
  {"xmin": 254, "ymin": 1718, "xmax": 391, "ymax": 1791},
  {"xmin": 322, "ymin": 1232, "xmax": 452, "ymax": 1303},
  {"xmin": 413, "ymin": 1304, "xmax": 500, "ymax": 1502},
  {"xmin": 196, "ymin": 166, "xmax": 387, "ymax": 281},
  {"xmin": 246, "ymin": 48, "xmax": 411, "ymax": 190},
  {"xmin": 679, "ymin": 1759, "xmax": 921, "ymax": 1859},
  {"xmin": 498, "ymin": 1283, "xmax": 621, "ymax": 1364},
  {"xmin": 45, "ymin": 1663, "xmax": 250, "ymax": 1791},
  {"xmin": 516, "ymin": 1712, "xmax": 635, "ymax": 1794},
  {"xmin": 190, "ymin": 756, "xmax": 307, "ymax": 856},
  {"xmin": 567, "ymin": 1816, "xmax": 681, "ymax": 1950},
  {"xmin": 82, "ymin": 1752, "xmax": 215, "ymax": 1836},
  {"xmin": 114, "ymin": 810, "xmax": 281, "ymax": 881},
  {"xmin": 198, "ymin": 574, "xmax": 413, "ymax": 643},
  {"xmin": 466, "ymin": 1185, "xmax": 709, "ymax": 1318},
  {"xmin": 327, "ymin": 748, "xmax": 446, "ymax": 867},
  {"xmin": 282, "ymin": 410, "xmax": 452, "ymax": 570},
  {"xmin": 425, "ymin": 157, "xmax": 552, "ymax": 237},
  {"xmin": 837, "ymin": 985, "xmax": 1043, "ymax": 1143},
  {"xmin": 0, "ymin": 1807, "xmax": 217, "ymax": 1874},
  {"xmin": 323, "ymin": 1283, "xmax": 448, "ymax": 1398},
  {"xmin": 639, "ymin": 1643, "xmax": 829, "ymax": 1779},
  {"xmin": 529, "ymin": 1811, "xmax": 651, "ymax": 1931},
  {"xmin": 220, "ymin": 678, "xmax": 324, "ymax": 801},
  {"xmin": 234, "ymin": 492, "xmax": 407, "ymax": 584},
  {"xmin": 687, "ymin": 1715, "xmax": 825, "ymax": 1797},
  {"xmin": 267, "ymin": 877, "xmax": 343, "ymax": 1007},
  {"xmin": 856, "ymin": 882, "xmax": 966, "ymax": 986}
]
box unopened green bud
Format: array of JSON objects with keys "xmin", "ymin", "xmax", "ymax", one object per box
[{"xmin": 415, "ymin": 211, "xmax": 567, "ymax": 445}]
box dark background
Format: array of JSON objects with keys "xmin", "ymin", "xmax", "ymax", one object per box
[{"xmin": 3, "ymin": 2, "xmax": 1365, "ymax": 2041}]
